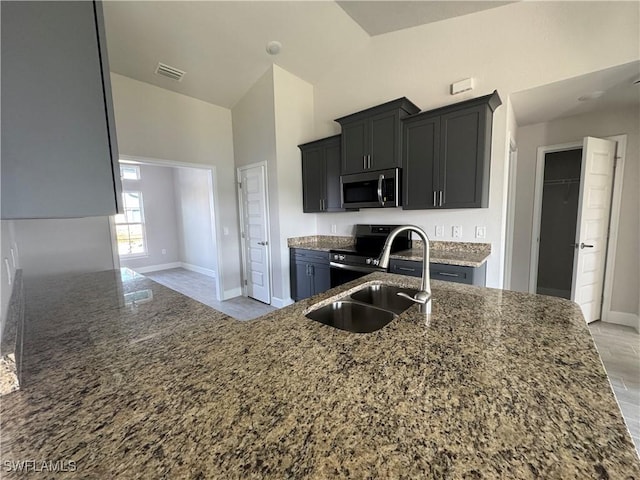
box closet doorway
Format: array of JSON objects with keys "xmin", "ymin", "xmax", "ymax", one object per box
[
  {"xmin": 530, "ymin": 137, "xmax": 617, "ymax": 323},
  {"xmin": 536, "ymin": 148, "xmax": 582, "ymax": 299}
]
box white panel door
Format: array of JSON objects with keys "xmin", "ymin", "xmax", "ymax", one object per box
[
  {"xmin": 239, "ymin": 165, "xmax": 271, "ymax": 304},
  {"xmin": 571, "ymin": 137, "xmax": 616, "ymax": 323}
]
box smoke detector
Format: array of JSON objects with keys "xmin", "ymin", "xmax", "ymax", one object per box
[
  {"xmin": 266, "ymin": 41, "xmax": 282, "ymax": 55},
  {"xmin": 154, "ymin": 62, "xmax": 186, "ymax": 82}
]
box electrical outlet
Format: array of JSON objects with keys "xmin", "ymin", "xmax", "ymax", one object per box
[
  {"xmin": 331, "ymin": 224, "xmax": 337, "ymax": 234},
  {"xmin": 452, "ymin": 226, "xmax": 462, "ymax": 238},
  {"xmin": 161, "ymin": 249, "xmax": 167, "ymax": 255},
  {"xmin": 435, "ymin": 225, "xmax": 444, "ymax": 237},
  {"xmin": 223, "ymin": 227, "xmax": 229, "ymax": 236},
  {"xmin": 475, "ymin": 226, "xmax": 486, "ymax": 239}
]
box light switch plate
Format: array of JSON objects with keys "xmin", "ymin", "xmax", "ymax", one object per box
[
  {"xmin": 331, "ymin": 224, "xmax": 337, "ymax": 234},
  {"xmin": 452, "ymin": 226, "xmax": 462, "ymax": 238},
  {"xmin": 475, "ymin": 226, "xmax": 486, "ymax": 239},
  {"xmin": 435, "ymin": 225, "xmax": 444, "ymax": 237}
]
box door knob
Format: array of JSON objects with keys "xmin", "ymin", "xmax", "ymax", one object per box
[
  {"xmin": 258, "ymin": 241, "xmax": 268, "ymax": 246},
  {"xmin": 580, "ymin": 243, "xmax": 594, "ymax": 249}
]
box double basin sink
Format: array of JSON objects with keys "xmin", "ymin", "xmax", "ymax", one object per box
[{"xmin": 305, "ymin": 284, "xmax": 419, "ymax": 333}]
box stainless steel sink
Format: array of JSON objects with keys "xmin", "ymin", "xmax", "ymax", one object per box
[
  {"xmin": 349, "ymin": 284, "xmax": 419, "ymax": 315},
  {"xmin": 305, "ymin": 301, "xmax": 396, "ymax": 333}
]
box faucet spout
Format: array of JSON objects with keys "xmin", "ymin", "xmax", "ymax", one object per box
[{"xmin": 377, "ymin": 225, "xmax": 431, "ymax": 312}]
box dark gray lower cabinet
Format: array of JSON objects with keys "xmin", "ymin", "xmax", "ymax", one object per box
[
  {"xmin": 389, "ymin": 258, "xmax": 486, "ymax": 286},
  {"xmin": 290, "ymin": 249, "xmax": 331, "ymax": 301}
]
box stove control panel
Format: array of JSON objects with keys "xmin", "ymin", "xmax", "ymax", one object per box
[{"xmin": 332, "ymin": 254, "xmax": 346, "ymax": 261}]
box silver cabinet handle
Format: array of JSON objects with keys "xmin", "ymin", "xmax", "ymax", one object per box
[
  {"xmin": 319, "ymin": 199, "xmax": 322, "ymax": 211},
  {"xmin": 397, "ymin": 266, "xmax": 416, "ymax": 272},
  {"xmin": 439, "ymin": 190, "xmax": 443, "ymax": 207},
  {"xmin": 377, "ymin": 174, "xmax": 384, "ymax": 206},
  {"xmin": 258, "ymin": 241, "xmax": 268, "ymax": 246},
  {"xmin": 433, "ymin": 191, "xmax": 437, "ymax": 207},
  {"xmin": 363, "ymin": 155, "xmax": 367, "ymax": 170},
  {"xmin": 436, "ymin": 271, "xmax": 459, "ymax": 277},
  {"xmin": 368, "ymin": 155, "xmax": 372, "ymax": 169},
  {"xmin": 580, "ymin": 243, "xmax": 594, "ymax": 249}
]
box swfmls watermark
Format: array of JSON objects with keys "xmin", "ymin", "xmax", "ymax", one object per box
[{"xmin": 3, "ymin": 460, "xmax": 77, "ymax": 473}]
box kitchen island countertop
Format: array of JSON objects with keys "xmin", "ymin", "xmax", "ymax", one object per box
[{"xmin": 1, "ymin": 269, "xmax": 638, "ymax": 478}]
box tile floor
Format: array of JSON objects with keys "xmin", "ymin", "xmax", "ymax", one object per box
[
  {"xmin": 589, "ymin": 321, "xmax": 640, "ymax": 456},
  {"xmin": 142, "ymin": 268, "xmax": 276, "ymax": 320}
]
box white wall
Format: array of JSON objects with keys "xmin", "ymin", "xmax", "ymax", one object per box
[
  {"xmin": 13, "ymin": 217, "xmax": 115, "ymax": 277},
  {"xmin": 511, "ymin": 107, "xmax": 639, "ymax": 320},
  {"xmin": 110, "ymin": 73, "xmax": 240, "ymax": 298},
  {"xmin": 272, "ymin": 66, "xmax": 315, "ymax": 304},
  {"xmin": 0, "ymin": 220, "xmax": 19, "ymax": 342},
  {"xmin": 173, "ymin": 167, "xmax": 218, "ymax": 276},
  {"xmin": 232, "ymin": 66, "xmax": 315, "ymax": 304},
  {"xmin": 119, "ymin": 164, "xmax": 180, "ymax": 270},
  {"xmin": 310, "ymin": 0, "xmax": 639, "ymax": 288}
]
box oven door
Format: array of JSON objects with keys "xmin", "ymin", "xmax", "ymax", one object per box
[
  {"xmin": 341, "ymin": 168, "xmax": 400, "ymax": 209},
  {"xmin": 329, "ymin": 262, "xmax": 385, "ymax": 288}
]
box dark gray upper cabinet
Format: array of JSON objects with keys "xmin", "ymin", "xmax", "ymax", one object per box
[
  {"xmin": 402, "ymin": 91, "xmax": 501, "ymax": 210},
  {"xmin": 1, "ymin": 1, "xmax": 121, "ymax": 219},
  {"xmin": 336, "ymin": 98, "xmax": 419, "ymax": 175},
  {"xmin": 299, "ymin": 135, "xmax": 343, "ymax": 213}
]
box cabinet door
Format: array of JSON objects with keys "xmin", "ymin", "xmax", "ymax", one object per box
[
  {"xmin": 403, "ymin": 115, "xmax": 439, "ymax": 209},
  {"xmin": 369, "ymin": 111, "xmax": 399, "ymax": 171},
  {"xmin": 293, "ymin": 262, "xmax": 312, "ymax": 301},
  {"xmin": 439, "ymin": 105, "xmax": 487, "ymax": 208},
  {"xmin": 324, "ymin": 140, "xmax": 343, "ymax": 212},
  {"xmin": 301, "ymin": 146, "xmax": 325, "ymax": 213},
  {"xmin": 1, "ymin": 1, "xmax": 120, "ymax": 219},
  {"xmin": 389, "ymin": 259, "xmax": 422, "ymax": 277},
  {"xmin": 341, "ymin": 120, "xmax": 368, "ymax": 174},
  {"xmin": 310, "ymin": 263, "xmax": 331, "ymax": 296}
]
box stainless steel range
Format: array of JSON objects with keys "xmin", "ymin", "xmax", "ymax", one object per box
[{"xmin": 329, "ymin": 224, "xmax": 411, "ymax": 287}]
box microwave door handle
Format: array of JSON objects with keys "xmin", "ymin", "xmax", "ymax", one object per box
[{"xmin": 377, "ymin": 174, "xmax": 384, "ymax": 206}]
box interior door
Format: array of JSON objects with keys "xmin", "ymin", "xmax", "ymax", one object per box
[
  {"xmin": 571, "ymin": 137, "xmax": 616, "ymax": 323},
  {"xmin": 239, "ymin": 165, "xmax": 271, "ymax": 304}
]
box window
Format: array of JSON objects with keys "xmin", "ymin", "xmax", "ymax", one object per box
[
  {"xmin": 120, "ymin": 164, "xmax": 140, "ymax": 180},
  {"xmin": 115, "ymin": 191, "xmax": 147, "ymax": 256}
]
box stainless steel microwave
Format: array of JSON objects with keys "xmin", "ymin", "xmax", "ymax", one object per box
[{"xmin": 340, "ymin": 168, "xmax": 401, "ymax": 209}]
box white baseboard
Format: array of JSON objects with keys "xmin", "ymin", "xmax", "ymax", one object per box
[
  {"xmin": 181, "ymin": 262, "xmax": 216, "ymax": 278},
  {"xmin": 271, "ymin": 297, "xmax": 293, "ymax": 308},
  {"xmin": 132, "ymin": 262, "xmax": 181, "ymax": 274},
  {"xmin": 223, "ymin": 287, "xmax": 242, "ymax": 300},
  {"xmin": 604, "ymin": 311, "xmax": 640, "ymax": 333}
]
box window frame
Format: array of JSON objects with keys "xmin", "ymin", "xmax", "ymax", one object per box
[
  {"xmin": 120, "ymin": 164, "xmax": 141, "ymax": 181},
  {"xmin": 115, "ymin": 190, "xmax": 148, "ymax": 258}
]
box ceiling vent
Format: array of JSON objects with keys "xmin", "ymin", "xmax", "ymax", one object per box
[{"xmin": 154, "ymin": 62, "xmax": 186, "ymax": 82}]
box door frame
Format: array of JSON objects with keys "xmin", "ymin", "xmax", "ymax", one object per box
[
  {"xmin": 116, "ymin": 154, "xmax": 224, "ymax": 302},
  {"xmin": 503, "ymin": 137, "xmax": 518, "ymax": 290},
  {"xmin": 529, "ymin": 136, "xmax": 626, "ymax": 321},
  {"xmin": 236, "ymin": 161, "xmax": 272, "ymax": 302}
]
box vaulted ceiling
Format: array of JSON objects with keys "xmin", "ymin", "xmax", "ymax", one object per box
[{"xmin": 103, "ymin": 1, "xmax": 514, "ymax": 108}]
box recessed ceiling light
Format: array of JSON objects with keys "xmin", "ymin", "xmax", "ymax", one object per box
[
  {"xmin": 266, "ymin": 41, "xmax": 282, "ymax": 55},
  {"xmin": 578, "ymin": 90, "xmax": 604, "ymax": 102}
]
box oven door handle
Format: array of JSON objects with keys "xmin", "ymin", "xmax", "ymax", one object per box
[
  {"xmin": 329, "ymin": 262, "xmax": 385, "ymax": 273},
  {"xmin": 377, "ymin": 174, "xmax": 384, "ymax": 206}
]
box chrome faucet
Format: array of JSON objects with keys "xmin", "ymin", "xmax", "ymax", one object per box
[{"xmin": 377, "ymin": 225, "xmax": 431, "ymax": 313}]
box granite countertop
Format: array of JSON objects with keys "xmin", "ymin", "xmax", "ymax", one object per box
[
  {"xmin": 2, "ymin": 269, "xmax": 639, "ymax": 478},
  {"xmin": 288, "ymin": 236, "xmax": 491, "ymax": 267}
]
